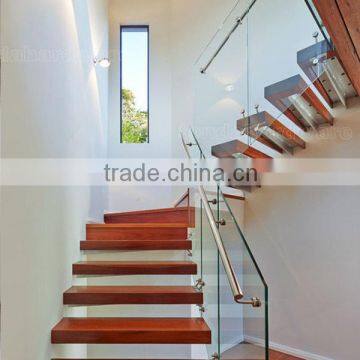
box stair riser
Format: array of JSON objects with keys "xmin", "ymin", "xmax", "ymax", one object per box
[{"xmin": 86, "ymin": 227, "xmax": 188, "ymax": 241}]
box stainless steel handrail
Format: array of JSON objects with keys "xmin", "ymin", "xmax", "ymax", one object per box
[
  {"xmin": 181, "ymin": 132, "xmax": 253, "ymax": 304},
  {"xmin": 200, "ymin": 0, "xmax": 257, "ymax": 74}
]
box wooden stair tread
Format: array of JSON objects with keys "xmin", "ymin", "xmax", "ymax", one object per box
[
  {"xmin": 73, "ymin": 261, "xmax": 197, "ymax": 275},
  {"xmin": 237, "ymin": 111, "xmax": 306, "ymax": 153},
  {"xmin": 51, "ymin": 317, "xmax": 211, "ymax": 344},
  {"xmin": 87, "ymin": 223, "xmax": 189, "ymax": 228},
  {"xmin": 80, "ymin": 240, "xmax": 192, "ymax": 251},
  {"xmin": 104, "ymin": 207, "xmax": 195, "ymax": 227},
  {"xmin": 211, "ymin": 139, "xmax": 272, "ymax": 159},
  {"xmin": 104, "ymin": 206, "xmax": 195, "ymax": 227},
  {"xmin": 64, "ymin": 286, "xmax": 203, "ymax": 305},
  {"xmin": 264, "ymin": 74, "xmax": 333, "ymax": 131},
  {"xmin": 105, "ymin": 207, "xmax": 190, "ymax": 216},
  {"xmin": 86, "ymin": 223, "xmax": 188, "ymax": 241}
]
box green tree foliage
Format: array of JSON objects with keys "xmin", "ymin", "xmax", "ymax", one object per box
[{"xmin": 121, "ymin": 89, "xmax": 148, "ymax": 143}]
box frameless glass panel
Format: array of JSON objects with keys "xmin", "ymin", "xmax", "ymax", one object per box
[
  {"xmin": 121, "ymin": 26, "xmax": 149, "ymax": 143},
  {"xmin": 193, "ymin": 0, "xmax": 346, "ymax": 159},
  {"xmin": 193, "ymin": 0, "xmax": 251, "ymax": 159},
  {"xmin": 216, "ymin": 188, "xmax": 268, "ymax": 360}
]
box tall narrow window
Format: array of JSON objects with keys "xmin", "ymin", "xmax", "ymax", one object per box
[{"xmin": 120, "ymin": 26, "xmax": 149, "ymax": 143}]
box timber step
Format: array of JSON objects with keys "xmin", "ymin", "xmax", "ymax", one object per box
[
  {"xmin": 73, "ymin": 261, "xmax": 197, "ymax": 276},
  {"xmin": 211, "ymin": 139, "xmax": 272, "ymax": 159},
  {"xmin": 297, "ymin": 39, "xmax": 357, "ymax": 108},
  {"xmin": 63, "ymin": 286, "xmax": 203, "ymax": 305},
  {"xmin": 264, "ymin": 74, "xmax": 333, "ymax": 132},
  {"xmin": 86, "ymin": 223, "xmax": 188, "ymax": 241},
  {"xmin": 51, "ymin": 317, "xmax": 211, "ymax": 344},
  {"xmin": 237, "ymin": 111, "xmax": 306, "ymax": 154},
  {"xmin": 80, "ymin": 240, "xmax": 192, "ymax": 251},
  {"xmin": 104, "ymin": 206, "xmax": 195, "ymax": 226}
]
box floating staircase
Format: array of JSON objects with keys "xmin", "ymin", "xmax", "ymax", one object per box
[
  {"xmin": 210, "ymin": 39, "xmax": 358, "ymax": 191},
  {"xmin": 51, "ymin": 203, "xmax": 211, "ymax": 356}
]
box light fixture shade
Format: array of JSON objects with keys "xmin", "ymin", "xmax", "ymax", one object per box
[{"xmin": 94, "ymin": 57, "xmax": 111, "ymax": 68}]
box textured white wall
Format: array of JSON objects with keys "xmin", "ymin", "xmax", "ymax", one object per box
[{"xmin": 1, "ymin": 0, "xmax": 109, "ymax": 359}]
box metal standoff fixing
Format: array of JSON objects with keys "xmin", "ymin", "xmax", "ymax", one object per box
[
  {"xmin": 313, "ymin": 31, "xmax": 319, "ymax": 43},
  {"xmin": 239, "ymin": 109, "xmax": 248, "ymax": 135},
  {"xmin": 254, "ymin": 104, "xmax": 260, "ymax": 113},
  {"xmin": 194, "ymin": 278, "xmax": 205, "ymax": 291},
  {"xmin": 216, "ymin": 219, "xmax": 226, "ymax": 226},
  {"xmin": 208, "ymin": 198, "xmax": 217, "ymax": 205}
]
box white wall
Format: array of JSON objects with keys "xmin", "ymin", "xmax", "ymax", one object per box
[
  {"xmin": 244, "ymin": 98, "xmax": 360, "ymax": 360},
  {"xmin": 1, "ymin": 0, "xmax": 109, "ymax": 359}
]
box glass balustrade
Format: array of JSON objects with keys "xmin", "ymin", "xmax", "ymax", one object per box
[
  {"xmin": 193, "ymin": 0, "xmax": 353, "ymax": 160},
  {"xmin": 183, "ymin": 130, "xmax": 268, "ymax": 360}
]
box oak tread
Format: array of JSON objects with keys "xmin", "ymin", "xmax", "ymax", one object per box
[
  {"xmin": 51, "ymin": 317, "xmax": 211, "ymax": 344},
  {"xmin": 73, "ymin": 261, "xmax": 197, "ymax": 276},
  {"xmin": 63, "ymin": 286, "xmax": 203, "ymax": 305},
  {"xmin": 87, "ymin": 223, "xmax": 189, "ymax": 228},
  {"xmin": 105, "ymin": 206, "xmax": 190, "ymax": 217},
  {"xmin": 86, "ymin": 223, "xmax": 189, "ymax": 241},
  {"xmin": 80, "ymin": 240, "xmax": 192, "ymax": 251}
]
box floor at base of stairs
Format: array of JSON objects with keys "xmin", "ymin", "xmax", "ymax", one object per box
[{"xmin": 52, "ymin": 351, "xmax": 304, "ymax": 360}]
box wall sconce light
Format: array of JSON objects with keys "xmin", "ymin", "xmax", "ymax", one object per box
[
  {"xmin": 225, "ymin": 84, "xmax": 235, "ymax": 92},
  {"xmin": 93, "ymin": 57, "xmax": 111, "ymax": 68}
]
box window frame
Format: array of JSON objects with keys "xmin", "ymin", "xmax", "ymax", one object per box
[{"xmin": 120, "ymin": 25, "xmax": 150, "ymax": 144}]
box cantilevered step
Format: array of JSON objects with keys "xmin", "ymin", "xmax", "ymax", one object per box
[
  {"xmin": 63, "ymin": 286, "xmax": 203, "ymax": 305},
  {"xmin": 73, "ymin": 261, "xmax": 197, "ymax": 276},
  {"xmin": 237, "ymin": 111, "xmax": 306, "ymax": 154},
  {"xmin": 104, "ymin": 206, "xmax": 195, "ymax": 226},
  {"xmin": 264, "ymin": 74, "xmax": 333, "ymax": 132},
  {"xmin": 297, "ymin": 39, "xmax": 357, "ymax": 108},
  {"xmin": 211, "ymin": 140, "xmax": 272, "ymax": 159},
  {"xmin": 86, "ymin": 223, "xmax": 188, "ymax": 241},
  {"xmin": 51, "ymin": 317, "xmax": 211, "ymax": 344},
  {"xmin": 80, "ymin": 240, "xmax": 192, "ymax": 251}
]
